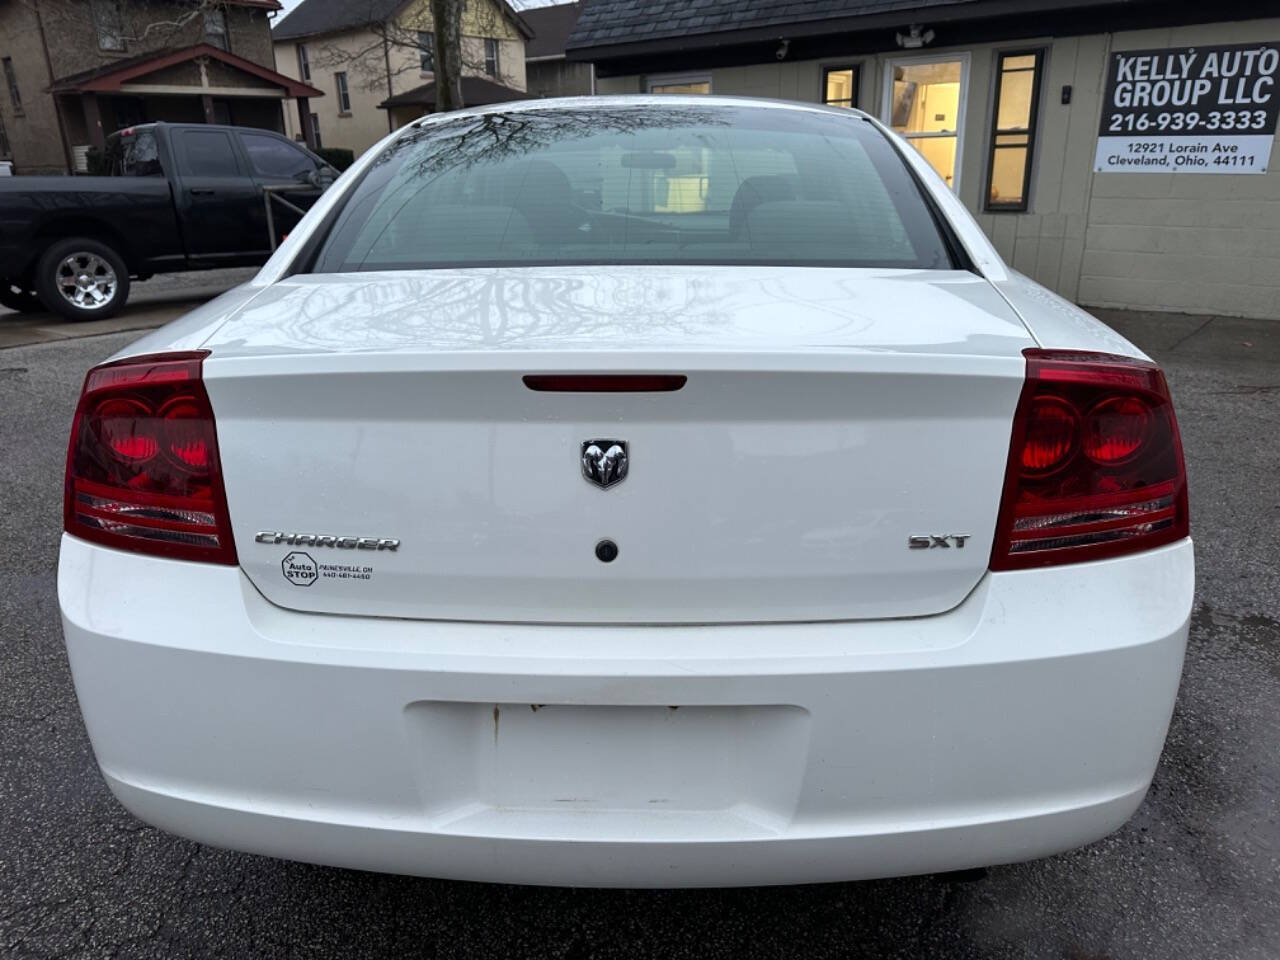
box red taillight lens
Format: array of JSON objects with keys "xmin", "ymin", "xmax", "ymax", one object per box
[
  {"xmin": 990, "ymin": 349, "xmax": 1188, "ymax": 570},
  {"xmin": 1020, "ymin": 396, "xmax": 1077, "ymax": 473},
  {"xmin": 159, "ymin": 396, "xmax": 213, "ymax": 474},
  {"xmin": 64, "ymin": 351, "xmax": 237, "ymax": 564},
  {"xmin": 1083, "ymin": 396, "xmax": 1150, "ymax": 465},
  {"xmin": 94, "ymin": 397, "xmax": 159, "ymax": 464}
]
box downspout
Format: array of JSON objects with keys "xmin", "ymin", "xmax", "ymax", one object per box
[
  {"xmin": 33, "ymin": 0, "xmax": 74, "ymax": 173},
  {"xmin": 383, "ymin": 34, "xmax": 394, "ymax": 133}
]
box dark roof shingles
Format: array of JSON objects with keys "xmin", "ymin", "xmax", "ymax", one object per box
[
  {"xmin": 379, "ymin": 74, "xmax": 527, "ymax": 107},
  {"xmin": 521, "ymin": 2, "xmax": 583, "ymax": 58},
  {"xmin": 272, "ymin": 0, "xmax": 402, "ymax": 40},
  {"xmin": 566, "ymin": 0, "xmax": 977, "ymax": 50}
]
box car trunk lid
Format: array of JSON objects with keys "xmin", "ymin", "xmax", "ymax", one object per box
[{"xmin": 201, "ymin": 266, "xmax": 1032, "ymax": 623}]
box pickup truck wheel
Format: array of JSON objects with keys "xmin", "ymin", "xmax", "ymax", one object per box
[
  {"xmin": 0, "ymin": 282, "xmax": 44, "ymax": 313},
  {"xmin": 35, "ymin": 238, "xmax": 130, "ymax": 322}
]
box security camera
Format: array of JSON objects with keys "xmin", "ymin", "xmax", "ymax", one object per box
[
  {"xmin": 895, "ymin": 24, "xmax": 935, "ymax": 49},
  {"xmin": 775, "ymin": 39, "xmax": 790, "ymax": 61}
]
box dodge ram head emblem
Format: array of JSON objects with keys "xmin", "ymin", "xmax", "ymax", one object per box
[{"xmin": 582, "ymin": 440, "xmax": 628, "ymax": 489}]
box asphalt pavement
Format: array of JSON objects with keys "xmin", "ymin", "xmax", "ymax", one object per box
[
  {"xmin": 0, "ymin": 269, "xmax": 257, "ymax": 350},
  {"xmin": 1, "ymin": 301, "xmax": 1277, "ymax": 959}
]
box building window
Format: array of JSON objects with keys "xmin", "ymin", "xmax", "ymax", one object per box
[
  {"xmin": 297, "ymin": 44, "xmax": 310, "ymax": 81},
  {"xmin": 2, "ymin": 58, "xmax": 22, "ymax": 116},
  {"xmin": 91, "ymin": 0, "xmax": 126, "ymax": 52},
  {"xmin": 647, "ymin": 73, "xmax": 711, "ymax": 95},
  {"xmin": 0, "ymin": 111, "xmax": 10, "ymax": 159},
  {"xmin": 823, "ymin": 66, "xmax": 859, "ymax": 108},
  {"xmin": 203, "ymin": 9, "xmax": 228, "ymax": 50},
  {"xmin": 484, "ymin": 38, "xmax": 499, "ymax": 78},
  {"xmin": 985, "ymin": 49, "xmax": 1044, "ymax": 212},
  {"xmin": 335, "ymin": 72, "xmax": 351, "ymax": 114},
  {"xmin": 418, "ymin": 31, "xmax": 434, "ymax": 73},
  {"xmin": 883, "ymin": 55, "xmax": 969, "ymax": 190}
]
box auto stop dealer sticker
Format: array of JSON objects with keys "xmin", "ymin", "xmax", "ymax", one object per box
[{"xmin": 1095, "ymin": 42, "xmax": 1279, "ymax": 174}]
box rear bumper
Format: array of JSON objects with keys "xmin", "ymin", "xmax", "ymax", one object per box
[{"xmin": 59, "ymin": 534, "xmax": 1193, "ymax": 887}]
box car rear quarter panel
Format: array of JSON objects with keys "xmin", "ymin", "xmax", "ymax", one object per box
[{"xmin": 994, "ymin": 271, "xmax": 1149, "ymax": 358}]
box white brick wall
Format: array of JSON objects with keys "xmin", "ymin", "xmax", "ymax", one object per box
[{"xmin": 1074, "ymin": 20, "xmax": 1280, "ymax": 320}]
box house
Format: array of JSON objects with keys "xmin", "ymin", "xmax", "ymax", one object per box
[
  {"xmin": 566, "ymin": 0, "xmax": 1280, "ymax": 321},
  {"xmin": 271, "ymin": 0, "xmax": 532, "ymax": 155},
  {"xmin": 0, "ymin": 0, "xmax": 320, "ymax": 174},
  {"xmin": 522, "ymin": 2, "xmax": 592, "ymax": 99}
]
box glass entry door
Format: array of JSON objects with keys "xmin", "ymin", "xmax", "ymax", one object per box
[{"xmin": 883, "ymin": 56, "xmax": 968, "ymax": 190}]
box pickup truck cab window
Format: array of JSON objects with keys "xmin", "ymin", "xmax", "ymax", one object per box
[
  {"xmin": 241, "ymin": 133, "xmax": 316, "ymax": 180},
  {"xmin": 177, "ymin": 130, "xmax": 241, "ymax": 178},
  {"xmin": 107, "ymin": 130, "xmax": 163, "ymax": 176}
]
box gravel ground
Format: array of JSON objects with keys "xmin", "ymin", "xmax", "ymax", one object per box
[{"xmin": 0, "ymin": 309, "xmax": 1276, "ymax": 959}]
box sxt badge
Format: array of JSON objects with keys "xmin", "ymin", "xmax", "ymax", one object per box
[
  {"xmin": 282, "ymin": 551, "xmax": 318, "ymax": 586},
  {"xmin": 908, "ymin": 534, "xmax": 972, "ymax": 549}
]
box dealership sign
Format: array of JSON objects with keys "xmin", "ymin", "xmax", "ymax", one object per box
[{"xmin": 1095, "ymin": 42, "xmax": 1278, "ymax": 174}]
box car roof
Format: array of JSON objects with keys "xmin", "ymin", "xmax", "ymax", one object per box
[
  {"xmin": 408, "ymin": 94, "xmax": 874, "ymax": 129},
  {"xmin": 108, "ymin": 122, "xmax": 293, "ymax": 138}
]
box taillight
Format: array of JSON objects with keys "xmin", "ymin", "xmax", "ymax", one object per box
[
  {"xmin": 64, "ymin": 351, "xmax": 237, "ymax": 564},
  {"xmin": 990, "ymin": 349, "xmax": 1188, "ymax": 570}
]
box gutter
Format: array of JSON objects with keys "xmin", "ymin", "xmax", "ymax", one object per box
[{"xmin": 564, "ymin": 0, "xmax": 1142, "ymax": 61}]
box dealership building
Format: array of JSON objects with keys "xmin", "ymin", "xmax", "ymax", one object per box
[{"xmin": 568, "ymin": 0, "xmax": 1280, "ymax": 320}]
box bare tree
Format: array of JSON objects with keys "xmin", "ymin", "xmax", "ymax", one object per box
[
  {"xmin": 24, "ymin": 0, "xmax": 246, "ymax": 56},
  {"xmin": 305, "ymin": 0, "xmax": 513, "ymax": 111},
  {"xmin": 428, "ymin": 0, "xmax": 463, "ymax": 111}
]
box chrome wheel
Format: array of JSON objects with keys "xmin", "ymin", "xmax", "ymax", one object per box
[{"xmin": 55, "ymin": 252, "xmax": 118, "ymax": 311}]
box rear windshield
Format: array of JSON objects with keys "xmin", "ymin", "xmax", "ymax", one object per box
[
  {"xmin": 104, "ymin": 130, "xmax": 163, "ymax": 177},
  {"xmin": 312, "ymin": 103, "xmax": 954, "ymax": 273}
]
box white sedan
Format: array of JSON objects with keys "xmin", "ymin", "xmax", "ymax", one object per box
[{"xmin": 59, "ymin": 97, "xmax": 1193, "ymax": 888}]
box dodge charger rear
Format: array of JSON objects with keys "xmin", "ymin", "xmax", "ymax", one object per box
[{"xmin": 58, "ymin": 97, "xmax": 1193, "ymax": 887}]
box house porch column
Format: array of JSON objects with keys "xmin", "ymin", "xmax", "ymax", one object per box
[{"xmin": 297, "ymin": 97, "xmax": 316, "ymax": 148}]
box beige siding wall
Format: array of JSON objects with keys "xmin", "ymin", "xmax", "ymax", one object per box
[
  {"xmin": 276, "ymin": 31, "xmax": 396, "ymax": 153},
  {"xmin": 598, "ymin": 15, "xmax": 1280, "ymax": 319}
]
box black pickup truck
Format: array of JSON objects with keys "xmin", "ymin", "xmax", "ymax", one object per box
[{"xmin": 0, "ymin": 122, "xmax": 335, "ymax": 320}]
